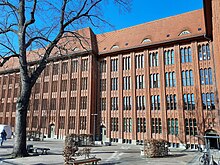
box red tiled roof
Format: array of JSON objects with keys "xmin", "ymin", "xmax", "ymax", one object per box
[
  {"xmin": 96, "ymin": 9, "xmax": 205, "ymax": 53},
  {"xmin": 0, "ymin": 9, "xmax": 205, "ymax": 72}
]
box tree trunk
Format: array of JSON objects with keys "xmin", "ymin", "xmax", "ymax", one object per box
[{"xmin": 12, "ymin": 81, "xmax": 31, "ymax": 157}]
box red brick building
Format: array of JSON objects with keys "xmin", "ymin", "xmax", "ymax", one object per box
[{"xmin": 0, "ymin": 0, "xmax": 219, "ymax": 149}]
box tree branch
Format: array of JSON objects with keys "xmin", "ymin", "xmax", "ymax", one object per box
[
  {"xmin": 0, "ymin": 54, "xmax": 19, "ymax": 67},
  {"xmin": 60, "ymin": 0, "xmax": 68, "ymax": 30},
  {"xmin": 24, "ymin": 0, "xmax": 37, "ymax": 28},
  {"xmin": 0, "ymin": 0, "xmax": 18, "ymax": 11},
  {"xmin": 63, "ymin": 0, "xmax": 102, "ymax": 28},
  {"xmin": 0, "ymin": 24, "xmax": 18, "ymax": 34},
  {"xmin": 0, "ymin": 43, "xmax": 18, "ymax": 56},
  {"xmin": 25, "ymin": 36, "xmax": 51, "ymax": 48}
]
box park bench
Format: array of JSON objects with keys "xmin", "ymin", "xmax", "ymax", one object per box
[
  {"xmin": 33, "ymin": 147, "xmax": 50, "ymax": 155},
  {"xmin": 70, "ymin": 158, "xmax": 101, "ymax": 165}
]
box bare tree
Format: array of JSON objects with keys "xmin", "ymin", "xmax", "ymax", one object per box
[{"xmin": 0, "ymin": 0, "xmax": 130, "ymax": 157}]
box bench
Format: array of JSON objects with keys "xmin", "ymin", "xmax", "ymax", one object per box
[
  {"xmin": 70, "ymin": 158, "xmax": 101, "ymax": 165},
  {"xmin": 33, "ymin": 147, "xmax": 50, "ymax": 155}
]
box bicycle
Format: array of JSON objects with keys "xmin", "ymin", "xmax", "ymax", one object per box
[{"xmin": 199, "ymin": 152, "xmax": 210, "ymax": 165}]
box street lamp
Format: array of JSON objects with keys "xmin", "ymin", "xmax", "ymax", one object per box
[{"xmin": 91, "ymin": 114, "xmax": 98, "ymax": 143}]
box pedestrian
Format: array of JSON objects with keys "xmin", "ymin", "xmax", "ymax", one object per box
[{"xmin": 1, "ymin": 129, "xmax": 7, "ymax": 146}]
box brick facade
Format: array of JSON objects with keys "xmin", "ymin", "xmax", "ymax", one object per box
[{"xmin": 0, "ymin": 2, "xmax": 219, "ymax": 149}]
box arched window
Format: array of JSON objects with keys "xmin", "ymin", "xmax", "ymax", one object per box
[
  {"xmin": 111, "ymin": 45, "xmax": 119, "ymax": 50},
  {"xmin": 179, "ymin": 30, "xmax": 191, "ymax": 36},
  {"xmin": 142, "ymin": 38, "xmax": 151, "ymax": 43}
]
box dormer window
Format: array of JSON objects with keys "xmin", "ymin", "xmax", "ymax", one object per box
[
  {"xmin": 179, "ymin": 30, "xmax": 191, "ymax": 36},
  {"xmin": 142, "ymin": 38, "xmax": 151, "ymax": 43},
  {"xmin": 111, "ymin": 45, "xmax": 119, "ymax": 50}
]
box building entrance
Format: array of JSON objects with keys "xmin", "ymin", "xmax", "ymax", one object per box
[
  {"xmin": 101, "ymin": 126, "xmax": 106, "ymax": 142},
  {"xmin": 205, "ymin": 130, "xmax": 219, "ymax": 149},
  {"xmin": 48, "ymin": 124, "xmax": 55, "ymax": 139}
]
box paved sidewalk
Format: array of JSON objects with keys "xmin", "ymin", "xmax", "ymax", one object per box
[{"xmin": 0, "ymin": 139, "xmax": 204, "ymax": 165}]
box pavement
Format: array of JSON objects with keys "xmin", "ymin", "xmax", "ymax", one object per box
[{"xmin": 0, "ymin": 138, "xmax": 216, "ymax": 165}]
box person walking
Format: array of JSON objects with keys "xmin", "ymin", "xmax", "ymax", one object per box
[{"xmin": 1, "ymin": 130, "xmax": 7, "ymax": 146}]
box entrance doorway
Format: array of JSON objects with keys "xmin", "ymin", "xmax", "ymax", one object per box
[
  {"xmin": 205, "ymin": 129, "xmax": 219, "ymax": 149},
  {"xmin": 48, "ymin": 124, "xmax": 55, "ymax": 139},
  {"xmin": 101, "ymin": 126, "xmax": 106, "ymax": 142}
]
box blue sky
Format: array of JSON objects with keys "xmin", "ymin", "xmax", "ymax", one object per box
[{"xmin": 95, "ymin": 0, "xmax": 203, "ymax": 34}]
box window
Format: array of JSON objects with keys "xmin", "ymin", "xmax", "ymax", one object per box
[
  {"xmin": 164, "ymin": 49, "xmax": 174, "ymax": 65},
  {"xmin": 69, "ymin": 116, "xmax": 76, "ymax": 129},
  {"xmin": 101, "ymin": 98, "xmax": 106, "ymax": 111},
  {"xmin": 123, "ymin": 96, "xmax": 132, "ymax": 110},
  {"xmin": 81, "ymin": 77, "xmax": 88, "ymax": 90},
  {"xmin": 123, "ymin": 76, "xmax": 131, "ymax": 90},
  {"xmin": 149, "ymin": 52, "xmax": 159, "ymax": 67},
  {"xmin": 70, "ymin": 97, "xmax": 76, "ymax": 110},
  {"xmin": 142, "ymin": 38, "xmax": 151, "ymax": 43},
  {"xmin": 71, "ymin": 60, "xmax": 78, "ymax": 72},
  {"xmin": 179, "ymin": 30, "xmax": 191, "ymax": 36},
  {"xmin": 167, "ymin": 118, "xmax": 178, "ymax": 135},
  {"xmin": 111, "ymin": 118, "xmax": 118, "ymax": 131},
  {"xmin": 32, "ymin": 116, "xmax": 38, "ymax": 128},
  {"xmin": 6, "ymin": 103, "xmax": 10, "ymax": 112},
  {"xmin": 111, "ymin": 97, "xmax": 118, "ymax": 110},
  {"xmin": 136, "ymin": 75, "xmax": 144, "ymax": 89},
  {"xmin": 111, "ymin": 59, "xmax": 118, "ymax": 72},
  {"xmin": 100, "ymin": 79, "xmax": 106, "ymax": 91},
  {"xmin": 61, "ymin": 80, "xmax": 67, "ymax": 91},
  {"xmin": 135, "ymin": 54, "xmax": 144, "ymax": 69},
  {"xmin": 185, "ymin": 118, "xmax": 197, "ymax": 136},
  {"xmin": 124, "ymin": 118, "xmax": 132, "ymax": 132},
  {"xmin": 182, "ymin": 70, "xmax": 194, "ymax": 86},
  {"xmin": 60, "ymin": 98, "xmax": 66, "ymax": 110},
  {"xmin": 100, "ymin": 60, "xmax": 106, "ymax": 73},
  {"xmin": 50, "ymin": 98, "xmax": 56, "ymax": 110},
  {"xmin": 8, "ymin": 89, "xmax": 12, "ymax": 98},
  {"xmin": 70, "ymin": 78, "xmax": 77, "ymax": 91},
  {"xmin": 80, "ymin": 97, "xmax": 87, "ymax": 109},
  {"xmin": 123, "ymin": 56, "xmax": 131, "ymax": 70},
  {"xmin": 200, "ymin": 68, "xmax": 213, "ymax": 85},
  {"xmin": 61, "ymin": 62, "xmax": 68, "ymax": 74},
  {"xmin": 59, "ymin": 116, "xmax": 65, "ymax": 129},
  {"xmin": 53, "ymin": 63, "xmax": 59, "ymax": 75},
  {"xmin": 9, "ymin": 75, "xmax": 13, "ymax": 84},
  {"xmin": 42, "ymin": 99, "xmax": 48, "ymax": 110},
  {"xmin": 80, "ymin": 116, "xmax": 87, "ymax": 130},
  {"xmin": 44, "ymin": 65, "xmax": 50, "ymax": 76},
  {"xmin": 150, "ymin": 73, "xmax": 160, "ymax": 88},
  {"xmin": 52, "ymin": 81, "xmax": 58, "ymax": 92},
  {"xmin": 151, "ymin": 118, "xmax": 162, "ymax": 134},
  {"xmin": 33, "ymin": 99, "xmax": 39, "ymax": 111},
  {"xmin": 165, "ymin": 72, "xmax": 176, "ymax": 87},
  {"xmin": 166, "ymin": 94, "xmax": 177, "ymax": 110},
  {"xmin": 137, "ymin": 118, "xmax": 146, "ymax": 133},
  {"xmin": 183, "ymin": 93, "xmax": 195, "ymax": 110},
  {"xmin": 136, "ymin": 96, "xmax": 145, "ymax": 110},
  {"xmin": 180, "ymin": 47, "xmax": 192, "ymax": 63},
  {"xmin": 198, "ymin": 44, "xmax": 211, "ymax": 61},
  {"xmin": 202, "ymin": 92, "xmax": 215, "ymax": 110},
  {"xmin": 111, "ymin": 78, "xmax": 118, "ymax": 90},
  {"xmin": 35, "ymin": 83, "xmax": 40, "ymax": 93},
  {"xmin": 81, "ymin": 59, "xmax": 88, "ymax": 71},
  {"xmin": 111, "ymin": 45, "xmax": 119, "ymax": 49},
  {"xmin": 151, "ymin": 95, "xmax": 160, "ymax": 110}
]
